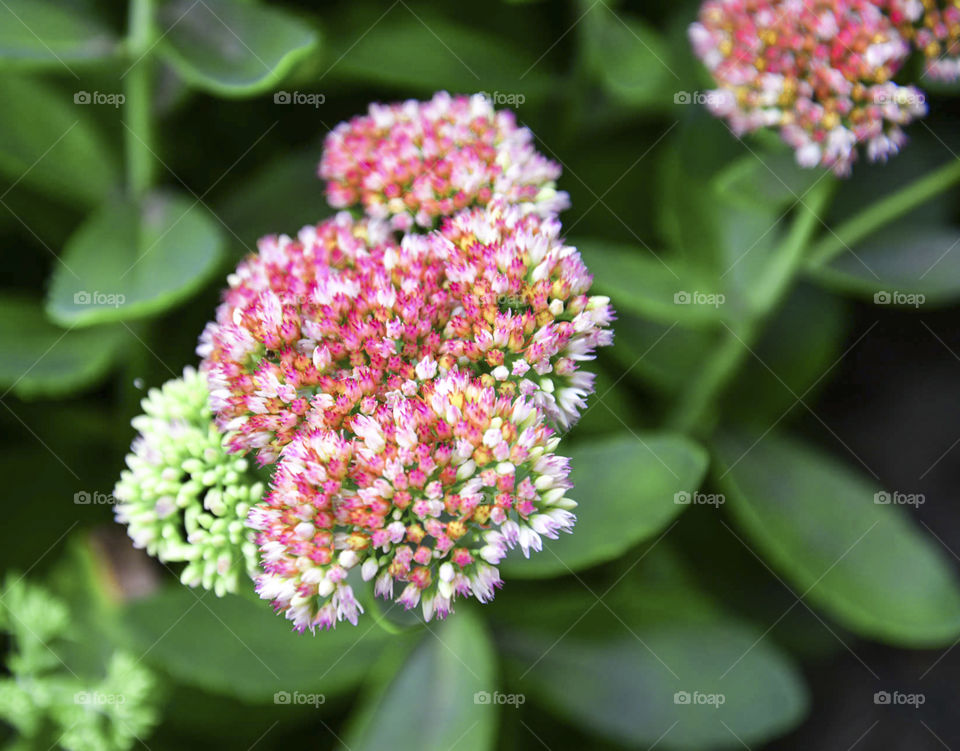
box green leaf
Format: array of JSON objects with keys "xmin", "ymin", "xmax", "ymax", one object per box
[
  {"xmin": 577, "ymin": 238, "xmax": 727, "ymax": 327},
  {"xmin": 582, "ymin": 3, "xmax": 674, "ymax": 108},
  {"xmin": 606, "ymin": 311, "xmax": 712, "ymax": 396},
  {"xmin": 810, "ymin": 224, "xmax": 960, "ymax": 307},
  {"xmin": 715, "ymin": 430, "xmax": 960, "ymax": 646},
  {"xmin": 46, "ymin": 191, "xmax": 224, "ymax": 327},
  {"xmin": 0, "ymin": 296, "xmax": 122, "ymax": 399},
  {"xmin": 568, "ymin": 364, "xmax": 641, "ymax": 437},
  {"xmin": 52, "ymin": 652, "xmax": 160, "ymax": 751},
  {"xmin": 343, "ymin": 610, "xmax": 496, "ymax": 751},
  {"xmin": 0, "ymin": 74, "xmax": 119, "ymax": 206},
  {"xmin": 217, "ymin": 145, "xmax": 331, "ymax": 258},
  {"xmin": 122, "ymin": 586, "xmax": 410, "ymax": 703},
  {"xmin": 659, "ymin": 147, "xmax": 781, "ymax": 314},
  {"xmin": 511, "ymin": 621, "xmax": 806, "ymax": 751},
  {"xmin": 500, "ymin": 548, "xmax": 806, "ymax": 750},
  {"xmin": 0, "ymin": 0, "xmax": 119, "ymax": 68},
  {"xmin": 492, "ymin": 543, "xmax": 721, "ymax": 636},
  {"xmin": 725, "ymin": 284, "xmax": 850, "ymax": 423},
  {"xmin": 326, "ymin": 8, "xmax": 550, "ymax": 100},
  {"xmin": 714, "ymin": 150, "xmax": 823, "ymax": 213},
  {"xmin": 500, "ymin": 433, "xmax": 709, "ymax": 578},
  {"xmin": 158, "ymin": 0, "xmax": 319, "ymax": 97},
  {"xmin": 1, "ymin": 573, "xmax": 70, "ymax": 658}
]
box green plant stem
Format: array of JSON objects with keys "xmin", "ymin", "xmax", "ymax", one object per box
[
  {"xmin": 667, "ymin": 178, "xmax": 836, "ymax": 434},
  {"xmin": 672, "ymin": 159, "xmax": 960, "ymax": 434},
  {"xmin": 362, "ymin": 590, "xmax": 409, "ymax": 636},
  {"xmin": 124, "ymin": 0, "xmax": 157, "ymax": 199},
  {"xmin": 806, "ymin": 157, "xmax": 960, "ymax": 268}
]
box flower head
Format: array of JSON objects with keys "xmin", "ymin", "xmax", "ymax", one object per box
[
  {"xmin": 114, "ymin": 367, "xmax": 262, "ymax": 597},
  {"xmin": 319, "ymin": 91, "xmax": 569, "ymax": 229},
  {"xmin": 198, "ymin": 212, "xmax": 451, "ymax": 464},
  {"xmin": 430, "ymin": 200, "xmax": 615, "ymax": 428},
  {"xmin": 690, "ymin": 0, "xmax": 927, "ymax": 174},
  {"xmin": 201, "ymin": 202, "xmax": 614, "ymax": 465},
  {"xmin": 248, "ymin": 369, "xmax": 576, "ymax": 631},
  {"xmin": 888, "ymin": 0, "xmax": 960, "ymax": 81}
]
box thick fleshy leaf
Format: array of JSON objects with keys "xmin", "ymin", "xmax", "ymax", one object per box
[
  {"xmin": 569, "ymin": 365, "xmax": 641, "ymax": 437},
  {"xmin": 0, "ymin": 0, "xmax": 118, "ymax": 68},
  {"xmin": 217, "ymin": 145, "xmax": 331, "ymax": 258},
  {"xmin": 46, "ymin": 191, "xmax": 224, "ymax": 326},
  {"xmin": 725, "ymin": 284, "xmax": 850, "ymax": 423},
  {"xmin": 499, "ymin": 433, "xmax": 708, "ymax": 578},
  {"xmin": 714, "ymin": 150, "xmax": 823, "ymax": 213},
  {"xmin": 493, "ymin": 544, "xmax": 721, "ymax": 635},
  {"xmin": 513, "ymin": 622, "xmax": 806, "ymax": 750},
  {"xmin": 810, "ymin": 224, "xmax": 960, "ymax": 307},
  {"xmin": 342, "ymin": 610, "xmax": 496, "ymax": 751},
  {"xmin": 582, "ymin": 2, "xmax": 674, "ymax": 108},
  {"xmin": 326, "ymin": 8, "xmax": 550, "ymax": 100},
  {"xmin": 577, "ymin": 239, "xmax": 727, "ymax": 327},
  {"xmin": 715, "ymin": 431, "xmax": 960, "ymax": 646},
  {"xmin": 159, "ymin": 0, "xmax": 319, "ymax": 97},
  {"xmin": 606, "ymin": 311, "xmax": 712, "ymax": 396},
  {"xmin": 0, "ymin": 74, "xmax": 118, "ymax": 206},
  {"xmin": 500, "ymin": 547, "xmax": 807, "ymax": 750},
  {"xmin": 0, "ymin": 296, "xmax": 122, "ymax": 399},
  {"xmin": 659, "ymin": 147, "xmax": 781, "ymax": 313},
  {"xmin": 122, "ymin": 587, "xmax": 409, "ymax": 702}
]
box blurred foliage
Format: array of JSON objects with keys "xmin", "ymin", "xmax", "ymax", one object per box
[
  {"xmin": 2, "ymin": 0, "xmax": 960, "ymax": 750},
  {"xmin": 0, "ymin": 571, "xmax": 160, "ymax": 751}
]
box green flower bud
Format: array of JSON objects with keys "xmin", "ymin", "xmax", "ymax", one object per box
[{"xmin": 114, "ymin": 367, "xmax": 262, "ymax": 596}]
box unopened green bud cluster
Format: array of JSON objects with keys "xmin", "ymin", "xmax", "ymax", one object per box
[{"xmin": 114, "ymin": 367, "xmax": 261, "ymax": 596}]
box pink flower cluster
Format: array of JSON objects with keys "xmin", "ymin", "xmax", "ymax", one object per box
[
  {"xmin": 429, "ymin": 203, "xmax": 614, "ymax": 429},
  {"xmin": 689, "ymin": 0, "xmax": 933, "ymax": 174},
  {"xmin": 249, "ymin": 370, "xmax": 575, "ymax": 630},
  {"xmin": 198, "ymin": 214, "xmax": 447, "ymax": 464},
  {"xmin": 319, "ymin": 91, "xmax": 569, "ymax": 230},
  {"xmin": 198, "ymin": 94, "xmax": 614, "ymax": 632},
  {"xmin": 888, "ymin": 1, "xmax": 960, "ymax": 81}
]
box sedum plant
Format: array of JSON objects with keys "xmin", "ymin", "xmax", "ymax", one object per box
[
  {"xmin": 116, "ymin": 93, "xmax": 615, "ymax": 632},
  {"xmin": 7, "ymin": 0, "xmax": 960, "ymax": 749}
]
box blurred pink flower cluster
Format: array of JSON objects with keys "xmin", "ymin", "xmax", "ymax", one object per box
[
  {"xmin": 320, "ymin": 92, "xmax": 568, "ymax": 229},
  {"xmin": 689, "ymin": 0, "xmax": 957, "ymax": 174},
  {"xmin": 198, "ymin": 93, "xmax": 614, "ymax": 632}
]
